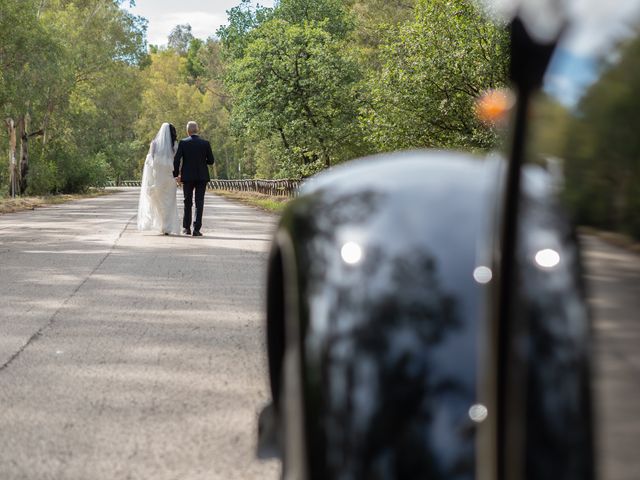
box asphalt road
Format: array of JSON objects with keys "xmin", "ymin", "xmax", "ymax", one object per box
[
  {"xmin": 0, "ymin": 188, "xmax": 280, "ymax": 479},
  {"xmin": 0, "ymin": 189, "xmax": 637, "ymax": 479},
  {"xmin": 582, "ymin": 236, "xmax": 640, "ymax": 480}
]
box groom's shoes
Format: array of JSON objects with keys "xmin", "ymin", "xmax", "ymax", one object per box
[
  {"xmin": 192, "ymin": 231, "xmax": 203, "ymax": 237},
  {"xmin": 183, "ymin": 228, "xmax": 191, "ymax": 235}
]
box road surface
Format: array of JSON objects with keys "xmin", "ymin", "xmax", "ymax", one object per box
[
  {"xmin": 0, "ymin": 188, "xmax": 280, "ymax": 479},
  {"xmin": 582, "ymin": 236, "xmax": 640, "ymax": 480},
  {"xmin": 0, "ymin": 189, "xmax": 637, "ymax": 479}
]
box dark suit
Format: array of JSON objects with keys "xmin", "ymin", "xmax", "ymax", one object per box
[{"xmin": 173, "ymin": 135, "xmax": 215, "ymax": 232}]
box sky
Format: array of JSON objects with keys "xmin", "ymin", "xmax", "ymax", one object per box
[
  {"xmin": 124, "ymin": 0, "xmax": 275, "ymax": 46},
  {"xmin": 127, "ymin": 0, "xmax": 640, "ymax": 53},
  {"xmin": 542, "ymin": 0, "xmax": 640, "ymax": 107}
]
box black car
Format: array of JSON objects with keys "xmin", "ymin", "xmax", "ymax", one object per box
[{"xmin": 258, "ymin": 0, "xmax": 640, "ymax": 478}]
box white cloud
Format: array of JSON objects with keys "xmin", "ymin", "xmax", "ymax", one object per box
[
  {"xmin": 125, "ymin": 0, "xmax": 275, "ymax": 46},
  {"xmin": 481, "ymin": 0, "xmax": 640, "ymax": 50},
  {"xmin": 147, "ymin": 11, "xmax": 226, "ymax": 45},
  {"xmin": 541, "ymin": 0, "xmax": 640, "ymax": 107},
  {"xmin": 563, "ymin": 0, "xmax": 640, "ymax": 57}
]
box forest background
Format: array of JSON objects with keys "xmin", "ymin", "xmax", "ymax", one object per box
[
  {"xmin": 1, "ymin": 0, "xmax": 637, "ymax": 238},
  {"xmin": 0, "ymin": 0, "xmax": 508, "ymax": 191}
]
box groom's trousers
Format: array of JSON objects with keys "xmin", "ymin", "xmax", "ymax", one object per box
[{"xmin": 182, "ymin": 180, "xmax": 207, "ymax": 232}]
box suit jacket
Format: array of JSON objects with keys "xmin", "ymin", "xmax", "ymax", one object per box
[{"xmin": 173, "ymin": 135, "xmax": 215, "ymax": 182}]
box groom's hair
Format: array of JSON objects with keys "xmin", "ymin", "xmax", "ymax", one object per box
[{"xmin": 187, "ymin": 121, "xmax": 199, "ymax": 135}]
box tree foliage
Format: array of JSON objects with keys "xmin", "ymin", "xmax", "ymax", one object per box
[
  {"xmin": 216, "ymin": 0, "xmax": 274, "ymax": 61},
  {"xmin": 361, "ymin": 0, "xmax": 509, "ymax": 151},
  {"xmin": 135, "ymin": 50, "xmax": 221, "ymax": 148},
  {"xmin": 275, "ymin": 0, "xmax": 355, "ymax": 38},
  {"xmin": 168, "ymin": 24, "xmax": 195, "ymax": 55},
  {"xmin": 3, "ymin": 0, "xmax": 511, "ymax": 192},
  {"xmin": 1, "ymin": 0, "xmax": 147, "ymax": 194},
  {"xmin": 216, "ymin": 0, "xmax": 508, "ymax": 177},
  {"xmin": 226, "ymin": 16, "xmax": 364, "ymax": 175},
  {"xmin": 350, "ymin": 0, "xmax": 417, "ymax": 55},
  {"xmin": 560, "ymin": 36, "xmax": 640, "ymax": 238}
]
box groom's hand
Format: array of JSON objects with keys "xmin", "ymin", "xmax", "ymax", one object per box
[{"xmin": 176, "ymin": 175, "xmax": 182, "ymax": 185}]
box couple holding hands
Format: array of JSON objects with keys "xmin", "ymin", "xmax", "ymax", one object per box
[{"xmin": 137, "ymin": 121, "xmax": 215, "ymax": 236}]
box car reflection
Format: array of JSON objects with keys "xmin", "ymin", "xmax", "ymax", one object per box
[{"xmin": 283, "ymin": 180, "xmax": 490, "ymax": 479}]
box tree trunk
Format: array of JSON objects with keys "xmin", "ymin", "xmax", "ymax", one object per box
[
  {"xmin": 18, "ymin": 114, "xmax": 30, "ymax": 195},
  {"xmin": 13, "ymin": 114, "xmax": 44, "ymax": 196},
  {"xmin": 323, "ymin": 151, "xmax": 331, "ymax": 169},
  {"xmin": 5, "ymin": 118, "xmax": 18, "ymax": 198}
]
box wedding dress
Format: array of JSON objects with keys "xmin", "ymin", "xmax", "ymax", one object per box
[{"xmin": 137, "ymin": 123, "xmax": 180, "ymax": 234}]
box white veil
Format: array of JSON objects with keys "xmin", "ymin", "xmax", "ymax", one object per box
[
  {"xmin": 149, "ymin": 123, "xmax": 176, "ymax": 168},
  {"xmin": 137, "ymin": 123, "xmax": 179, "ymax": 233}
]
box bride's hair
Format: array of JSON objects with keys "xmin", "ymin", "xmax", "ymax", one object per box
[{"xmin": 169, "ymin": 124, "xmax": 177, "ymax": 145}]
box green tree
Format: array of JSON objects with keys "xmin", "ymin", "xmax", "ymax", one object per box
[
  {"xmin": 361, "ymin": 0, "xmax": 509, "ymax": 151},
  {"xmin": 168, "ymin": 24, "xmax": 194, "ymax": 55},
  {"xmin": 276, "ymin": 0, "xmax": 354, "ymax": 38},
  {"xmin": 221, "ymin": 0, "xmax": 366, "ymax": 177},
  {"xmin": 349, "ymin": 0, "xmax": 418, "ymax": 69},
  {"xmin": 562, "ymin": 35, "xmax": 640, "ymax": 238},
  {"xmin": 1, "ymin": 0, "xmax": 147, "ymax": 194},
  {"xmin": 135, "ymin": 49, "xmax": 231, "ymax": 177},
  {"xmin": 216, "ymin": 0, "xmax": 273, "ymax": 61},
  {"xmin": 40, "ymin": 0, "xmax": 147, "ymax": 192},
  {"xmin": 0, "ymin": 0, "xmax": 65, "ymax": 194},
  {"xmin": 186, "ymin": 38, "xmax": 207, "ymax": 82},
  {"xmin": 228, "ymin": 19, "xmax": 363, "ymax": 175}
]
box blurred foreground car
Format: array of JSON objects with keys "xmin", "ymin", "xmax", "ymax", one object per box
[{"xmin": 258, "ymin": 0, "xmax": 640, "ymax": 478}]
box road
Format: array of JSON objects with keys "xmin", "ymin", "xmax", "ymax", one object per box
[
  {"xmin": 582, "ymin": 236, "xmax": 640, "ymax": 480},
  {"xmin": 0, "ymin": 188, "xmax": 280, "ymax": 479},
  {"xmin": 0, "ymin": 189, "xmax": 637, "ymax": 479}
]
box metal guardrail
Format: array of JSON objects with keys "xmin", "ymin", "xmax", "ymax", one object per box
[
  {"xmin": 105, "ymin": 180, "xmax": 141, "ymax": 187},
  {"xmin": 208, "ymin": 179, "xmax": 300, "ymax": 197},
  {"xmin": 106, "ymin": 179, "xmax": 300, "ymax": 197}
]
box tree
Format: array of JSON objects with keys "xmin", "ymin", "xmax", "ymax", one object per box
[
  {"xmin": 186, "ymin": 38, "xmax": 207, "ymax": 82},
  {"xmin": 361, "ymin": 0, "xmax": 509, "ymax": 151},
  {"xmin": 275, "ymin": 0, "xmax": 354, "ymax": 38},
  {"xmin": 216, "ymin": 0, "xmax": 273, "ymax": 61},
  {"xmin": 221, "ymin": 0, "xmax": 367, "ymax": 177},
  {"xmin": 0, "ymin": 0, "xmax": 63, "ymax": 195},
  {"xmin": 350, "ymin": 0, "xmax": 418, "ymax": 68},
  {"xmin": 561, "ymin": 35, "xmax": 640, "ymax": 238},
  {"xmin": 228, "ymin": 18, "xmax": 364, "ymax": 175},
  {"xmin": 39, "ymin": 0, "xmax": 147, "ymax": 192},
  {"xmin": 351, "ymin": 0, "xmax": 416, "ymax": 27},
  {"xmin": 135, "ymin": 49, "xmax": 231, "ymax": 177},
  {"xmin": 168, "ymin": 24, "xmax": 195, "ymax": 55},
  {"xmin": 1, "ymin": 0, "xmax": 148, "ymax": 195}
]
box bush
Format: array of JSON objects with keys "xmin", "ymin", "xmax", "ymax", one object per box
[
  {"xmin": 56, "ymin": 151, "xmax": 111, "ymax": 193},
  {"xmin": 26, "ymin": 157, "xmax": 58, "ymax": 195}
]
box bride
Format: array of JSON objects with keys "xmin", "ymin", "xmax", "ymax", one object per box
[{"xmin": 137, "ymin": 123, "xmax": 180, "ymax": 235}]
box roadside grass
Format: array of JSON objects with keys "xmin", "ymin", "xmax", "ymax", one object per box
[
  {"xmin": 0, "ymin": 189, "xmax": 117, "ymax": 215},
  {"xmin": 579, "ymin": 226, "xmax": 640, "ymax": 255},
  {"xmin": 210, "ymin": 190, "xmax": 290, "ymax": 214}
]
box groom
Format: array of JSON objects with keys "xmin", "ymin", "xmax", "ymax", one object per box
[{"xmin": 173, "ymin": 121, "xmax": 215, "ymax": 236}]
